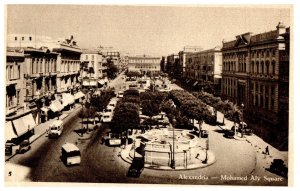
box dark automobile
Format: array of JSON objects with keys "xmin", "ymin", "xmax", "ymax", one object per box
[
  {"xmin": 237, "ymin": 127, "xmax": 253, "ymax": 136},
  {"xmin": 5, "ymin": 142, "xmax": 14, "ymax": 156},
  {"xmin": 201, "ymin": 130, "xmax": 208, "ymax": 138},
  {"xmin": 16, "ymin": 140, "xmax": 31, "ymax": 154},
  {"xmin": 225, "ymin": 129, "xmax": 235, "ymax": 138},
  {"xmin": 269, "ymin": 159, "xmax": 288, "ymax": 178},
  {"xmin": 127, "ymin": 157, "xmax": 144, "ymax": 178}
]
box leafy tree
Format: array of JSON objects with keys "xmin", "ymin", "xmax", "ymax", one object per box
[
  {"xmin": 111, "ymin": 102, "xmax": 140, "ymax": 140},
  {"xmin": 106, "ymin": 58, "xmax": 118, "ymax": 79}
]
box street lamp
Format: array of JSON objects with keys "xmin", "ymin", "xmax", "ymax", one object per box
[
  {"xmin": 203, "ymin": 135, "xmax": 209, "ymax": 164},
  {"xmin": 170, "ymin": 118, "xmax": 176, "ymax": 169},
  {"xmin": 241, "ymin": 103, "xmax": 244, "ymax": 138}
]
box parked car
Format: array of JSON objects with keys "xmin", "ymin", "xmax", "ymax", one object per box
[
  {"xmin": 16, "ymin": 140, "xmax": 31, "ymax": 154},
  {"xmin": 127, "ymin": 157, "xmax": 145, "ymax": 178},
  {"xmin": 5, "ymin": 142, "xmax": 14, "ymax": 156},
  {"xmin": 269, "ymin": 159, "xmax": 288, "ymax": 178},
  {"xmin": 225, "ymin": 129, "xmax": 235, "ymax": 138}
]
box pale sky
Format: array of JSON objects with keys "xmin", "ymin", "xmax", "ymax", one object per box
[{"xmin": 6, "ymin": 5, "xmax": 291, "ymax": 56}]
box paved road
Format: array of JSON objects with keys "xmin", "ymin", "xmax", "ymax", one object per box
[{"xmin": 5, "ymin": 76, "xmax": 287, "ymax": 186}]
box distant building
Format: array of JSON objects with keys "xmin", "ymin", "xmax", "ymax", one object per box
[
  {"xmin": 185, "ymin": 47, "xmax": 222, "ymax": 95},
  {"xmin": 166, "ymin": 54, "xmax": 179, "ymax": 78},
  {"xmin": 80, "ymin": 49, "xmax": 105, "ymax": 87},
  {"xmin": 128, "ymin": 55, "xmax": 161, "ymax": 75},
  {"xmin": 178, "ymin": 46, "xmax": 203, "ymax": 78},
  {"xmin": 221, "ymin": 22, "xmax": 290, "ymax": 129}
]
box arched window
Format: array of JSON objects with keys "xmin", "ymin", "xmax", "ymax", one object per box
[
  {"xmin": 251, "ymin": 61, "xmax": 254, "ymax": 73},
  {"xmin": 266, "ymin": 50, "xmax": 270, "ymax": 57},
  {"xmin": 256, "ymin": 61, "xmax": 259, "ymax": 74},
  {"xmin": 261, "ymin": 61, "xmax": 264, "ymax": 74},
  {"xmin": 266, "ymin": 61, "xmax": 270, "ymax": 74},
  {"xmin": 272, "ymin": 61, "xmax": 276, "ymax": 75}
]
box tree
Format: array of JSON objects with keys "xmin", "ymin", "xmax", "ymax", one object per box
[
  {"xmin": 111, "ymin": 102, "xmax": 140, "ymax": 141},
  {"xmin": 106, "ymin": 58, "xmax": 118, "ymax": 79}
]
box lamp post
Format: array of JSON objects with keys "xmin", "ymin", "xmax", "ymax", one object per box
[
  {"xmin": 203, "ymin": 135, "xmax": 209, "ymax": 164},
  {"xmin": 241, "ymin": 103, "xmax": 244, "ymax": 138},
  {"xmin": 170, "ymin": 118, "xmax": 176, "ymax": 169}
]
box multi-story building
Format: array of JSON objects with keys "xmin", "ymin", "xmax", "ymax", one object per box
[
  {"xmin": 6, "ymin": 35, "xmax": 82, "ymax": 143},
  {"xmin": 80, "ymin": 49, "xmax": 105, "ymax": 87},
  {"xmin": 6, "ymin": 49, "xmax": 36, "ymax": 144},
  {"xmin": 128, "ymin": 55, "xmax": 161, "ymax": 75},
  {"xmin": 221, "ymin": 22, "xmax": 290, "ymax": 129},
  {"xmin": 178, "ymin": 46, "xmax": 203, "ymax": 78},
  {"xmin": 185, "ymin": 47, "xmax": 222, "ymax": 94},
  {"xmin": 53, "ymin": 36, "xmax": 82, "ymax": 94}
]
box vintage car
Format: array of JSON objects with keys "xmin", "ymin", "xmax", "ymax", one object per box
[
  {"xmin": 269, "ymin": 159, "xmax": 288, "ymax": 178},
  {"xmin": 16, "ymin": 140, "xmax": 31, "ymax": 154},
  {"xmin": 225, "ymin": 129, "xmax": 235, "ymax": 138},
  {"xmin": 127, "ymin": 157, "xmax": 145, "ymax": 178}
]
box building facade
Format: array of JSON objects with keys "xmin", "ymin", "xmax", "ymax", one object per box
[
  {"xmin": 80, "ymin": 49, "xmax": 105, "ymax": 87},
  {"xmin": 128, "ymin": 55, "xmax": 161, "ymax": 74},
  {"xmin": 185, "ymin": 47, "xmax": 222, "ymax": 94},
  {"xmin": 221, "ymin": 22, "xmax": 289, "ymax": 129},
  {"xmin": 178, "ymin": 46, "xmax": 203, "ymax": 78},
  {"xmin": 166, "ymin": 54, "xmax": 179, "ymax": 78},
  {"xmin": 6, "ymin": 35, "xmax": 83, "ymax": 144}
]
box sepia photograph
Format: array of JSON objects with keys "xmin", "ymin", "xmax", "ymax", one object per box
[{"xmin": 3, "ymin": 3, "xmax": 293, "ymax": 187}]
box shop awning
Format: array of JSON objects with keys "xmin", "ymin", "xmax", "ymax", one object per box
[
  {"xmin": 62, "ymin": 93, "xmax": 75, "ymax": 106},
  {"xmin": 5, "ymin": 121, "xmax": 17, "ymax": 142},
  {"xmin": 82, "ymin": 80, "xmax": 97, "ymax": 86},
  {"xmin": 74, "ymin": 91, "xmax": 85, "ymax": 100},
  {"xmin": 49, "ymin": 100, "xmax": 63, "ymax": 112},
  {"xmin": 193, "ymin": 81, "xmax": 198, "ymax": 86},
  {"xmin": 98, "ymin": 79, "xmax": 105, "ymax": 85},
  {"xmin": 12, "ymin": 117, "xmax": 28, "ymax": 137},
  {"xmin": 21, "ymin": 113, "xmax": 36, "ymax": 130}
]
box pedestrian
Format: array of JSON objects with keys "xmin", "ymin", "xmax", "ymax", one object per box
[
  {"xmin": 195, "ymin": 153, "xmax": 200, "ymax": 159},
  {"xmin": 265, "ymin": 146, "xmax": 270, "ymax": 155}
]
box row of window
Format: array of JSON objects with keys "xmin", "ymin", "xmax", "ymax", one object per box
[
  {"xmin": 187, "ymin": 55, "xmax": 215, "ymax": 63},
  {"xmin": 6, "ymin": 63, "xmax": 21, "ymax": 81},
  {"xmin": 6, "ymin": 89, "xmax": 20, "ymax": 108},
  {"xmin": 60, "ymin": 61, "xmax": 80, "ymax": 73},
  {"xmin": 31, "ymin": 58, "xmax": 57, "ymax": 74},
  {"xmin": 84, "ymin": 54, "xmax": 96, "ymax": 61},
  {"xmin": 223, "ymin": 60, "xmax": 276, "ymax": 75},
  {"xmin": 14, "ymin": 36, "xmax": 32, "ymax": 41},
  {"xmin": 130, "ymin": 60, "xmax": 160, "ymax": 64},
  {"xmin": 223, "ymin": 49, "xmax": 276, "ymax": 59},
  {"xmin": 222, "ymin": 78, "xmax": 237, "ymax": 97},
  {"xmin": 134, "ymin": 66, "xmax": 158, "ymax": 69},
  {"xmin": 250, "ymin": 93, "xmax": 275, "ymax": 111},
  {"xmin": 250, "ymin": 83, "xmax": 276, "ymax": 96}
]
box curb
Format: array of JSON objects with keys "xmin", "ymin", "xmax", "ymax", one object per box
[{"xmin": 120, "ymin": 144, "xmax": 217, "ymax": 171}]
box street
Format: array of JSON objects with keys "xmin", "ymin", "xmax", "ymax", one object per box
[{"xmin": 5, "ymin": 83, "xmax": 287, "ymax": 185}]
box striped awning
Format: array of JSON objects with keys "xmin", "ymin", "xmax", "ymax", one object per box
[
  {"xmin": 74, "ymin": 91, "xmax": 85, "ymax": 100},
  {"xmin": 5, "ymin": 121, "xmax": 17, "ymax": 142}
]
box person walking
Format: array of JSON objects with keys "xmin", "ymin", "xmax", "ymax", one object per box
[{"xmin": 265, "ymin": 146, "xmax": 270, "ymax": 155}]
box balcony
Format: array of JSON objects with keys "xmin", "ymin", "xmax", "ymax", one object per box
[
  {"xmin": 30, "ymin": 73, "xmax": 44, "ymax": 78},
  {"xmin": 6, "ymin": 78, "xmax": 18, "ymax": 86},
  {"xmin": 6, "ymin": 106, "xmax": 17, "ymax": 116},
  {"xmin": 49, "ymin": 71, "xmax": 57, "ymax": 76}
]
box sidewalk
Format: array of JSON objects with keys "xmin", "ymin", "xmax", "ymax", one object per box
[{"xmin": 216, "ymin": 111, "xmax": 288, "ymax": 167}]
